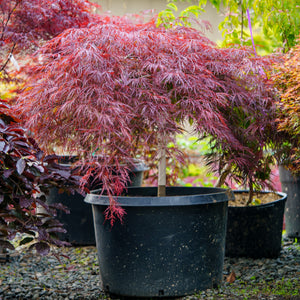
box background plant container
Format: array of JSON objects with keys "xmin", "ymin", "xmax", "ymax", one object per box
[
  {"xmin": 47, "ymin": 159, "xmax": 148, "ymax": 246},
  {"xmin": 279, "ymin": 166, "xmax": 300, "ymax": 239},
  {"xmin": 85, "ymin": 186, "xmax": 230, "ymax": 298},
  {"xmin": 226, "ymin": 191, "xmax": 287, "ymax": 258}
]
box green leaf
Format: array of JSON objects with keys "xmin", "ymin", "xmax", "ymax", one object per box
[
  {"xmin": 198, "ymin": 0, "xmax": 208, "ymax": 7},
  {"xmin": 180, "ymin": 5, "xmax": 204, "ymax": 18},
  {"xmin": 167, "ymin": 3, "xmax": 178, "ymax": 11}
]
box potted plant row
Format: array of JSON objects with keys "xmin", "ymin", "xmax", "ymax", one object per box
[
  {"xmin": 17, "ymin": 15, "xmax": 281, "ymax": 298},
  {"xmin": 200, "ymin": 61, "xmax": 288, "ymax": 258},
  {"xmin": 274, "ymin": 39, "xmax": 300, "ymax": 240}
]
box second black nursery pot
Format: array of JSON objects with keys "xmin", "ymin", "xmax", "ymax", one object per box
[
  {"xmin": 226, "ymin": 190, "xmax": 287, "ymax": 258},
  {"xmin": 46, "ymin": 158, "xmax": 147, "ymax": 246}
]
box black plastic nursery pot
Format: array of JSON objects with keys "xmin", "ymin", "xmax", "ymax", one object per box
[
  {"xmin": 225, "ymin": 190, "xmax": 287, "ymax": 259},
  {"xmin": 279, "ymin": 166, "xmax": 300, "ymax": 239},
  {"xmin": 46, "ymin": 159, "xmax": 147, "ymax": 246},
  {"xmin": 85, "ymin": 186, "xmax": 230, "ymax": 298}
]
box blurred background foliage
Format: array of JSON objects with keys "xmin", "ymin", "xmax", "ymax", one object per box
[{"xmin": 158, "ymin": 0, "xmax": 300, "ymax": 54}]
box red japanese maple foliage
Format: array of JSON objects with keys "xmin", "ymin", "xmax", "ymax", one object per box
[
  {"xmin": 273, "ymin": 38, "xmax": 300, "ymax": 175},
  {"xmin": 0, "ymin": 0, "xmax": 99, "ymax": 80},
  {"xmin": 17, "ymin": 17, "xmax": 279, "ymax": 221}
]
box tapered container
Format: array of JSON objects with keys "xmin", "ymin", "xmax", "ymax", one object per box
[
  {"xmin": 85, "ymin": 186, "xmax": 230, "ymax": 298},
  {"xmin": 226, "ymin": 190, "xmax": 287, "ymax": 258}
]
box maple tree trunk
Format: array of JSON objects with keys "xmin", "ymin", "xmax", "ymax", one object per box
[
  {"xmin": 215, "ymin": 163, "xmax": 231, "ymax": 188},
  {"xmin": 157, "ymin": 133, "xmax": 166, "ymax": 197},
  {"xmin": 246, "ymin": 180, "xmax": 254, "ymax": 205}
]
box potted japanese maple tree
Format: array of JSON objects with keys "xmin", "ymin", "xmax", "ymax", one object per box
[
  {"xmin": 164, "ymin": 0, "xmax": 289, "ymax": 258},
  {"xmin": 17, "ymin": 16, "xmax": 277, "ymax": 298},
  {"xmin": 199, "ymin": 43, "xmax": 287, "ymax": 258},
  {"xmin": 202, "ymin": 89, "xmax": 287, "ymax": 258}
]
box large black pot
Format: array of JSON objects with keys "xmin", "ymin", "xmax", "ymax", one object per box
[
  {"xmin": 226, "ymin": 190, "xmax": 287, "ymax": 258},
  {"xmin": 85, "ymin": 186, "xmax": 230, "ymax": 298},
  {"xmin": 46, "ymin": 159, "xmax": 148, "ymax": 246},
  {"xmin": 279, "ymin": 166, "xmax": 300, "ymax": 239}
]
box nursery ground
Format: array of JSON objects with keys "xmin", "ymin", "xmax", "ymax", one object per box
[{"xmin": 0, "ymin": 238, "xmax": 299, "ymax": 300}]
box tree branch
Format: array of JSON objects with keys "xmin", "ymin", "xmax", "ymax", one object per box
[
  {"xmin": 0, "ymin": 0, "xmax": 22, "ymax": 41},
  {"xmin": 0, "ymin": 43, "xmax": 16, "ymax": 73}
]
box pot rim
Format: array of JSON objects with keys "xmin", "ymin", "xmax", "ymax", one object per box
[
  {"xmin": 84, "ymin": 186, "xmax": 231, "ymax": 207},
  {"xmin": 229, "ymin": 190, "xmax": 287, "ymax": 209},
  {"xmin": 55, "ymin": 155, "xmax": 149, "ymax": 172}
]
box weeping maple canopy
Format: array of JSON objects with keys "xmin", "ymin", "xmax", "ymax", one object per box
[{"xmin": 17, "ymin": 17, "xmax": 278, "ymax": 221}]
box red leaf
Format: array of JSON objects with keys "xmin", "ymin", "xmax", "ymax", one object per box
[
  {"xmin": 16, "ymin": 158, "xmax": 26, "ymax": 175},
  {"xmin": 3, "ymin": 169, "xmax": 13, "ymax": 178},
  {"xmin": 0, "ymin": 141, "xmax": 6, "ymax": 152},
  {"xmin": 34, "ymin": 242, "xmax": 50, "ymax": 256},
  {"xmin": 0, "ymin": 239, "xmax": 15, "ymax": 250},
  {"xmin": 19, "ymin": 196, "xmax": 33, "ymax": 208},
  {"xmin": 55, "ymin": 169, "xmax": 71, "ymax": 179}
]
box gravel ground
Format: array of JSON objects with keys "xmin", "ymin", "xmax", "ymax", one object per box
[{"xmin": 0, "ymin": 238, "xmax": 299, "ymax": 300}]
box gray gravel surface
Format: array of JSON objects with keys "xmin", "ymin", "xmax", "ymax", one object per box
[{"xmin": 0, "ymin": 239, "xmax": 299, "ymax": 300}]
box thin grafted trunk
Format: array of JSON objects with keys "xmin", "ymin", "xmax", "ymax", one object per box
[
  {"xmin": 158, "ymin": 133, "xmax": 166, "ymax": 197},
  {"xmin": 215, "ymin": 163, "xmax": 231, "ymax": 188},
  {"xmin": 247, "ymin": 180, "xmax": 254, "ymax": 205}
]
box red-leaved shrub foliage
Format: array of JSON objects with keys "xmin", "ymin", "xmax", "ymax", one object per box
[
  {"xmin": 17, "ymin": 17, "xmax": 279, "ymax": 220},
  {"xmin": 0, "ymin": 100, "xmax": 81, "ymax": 254},
  {"xmin": 0, "ymin": 0, "xmax": 99, "ymax": 81}
]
